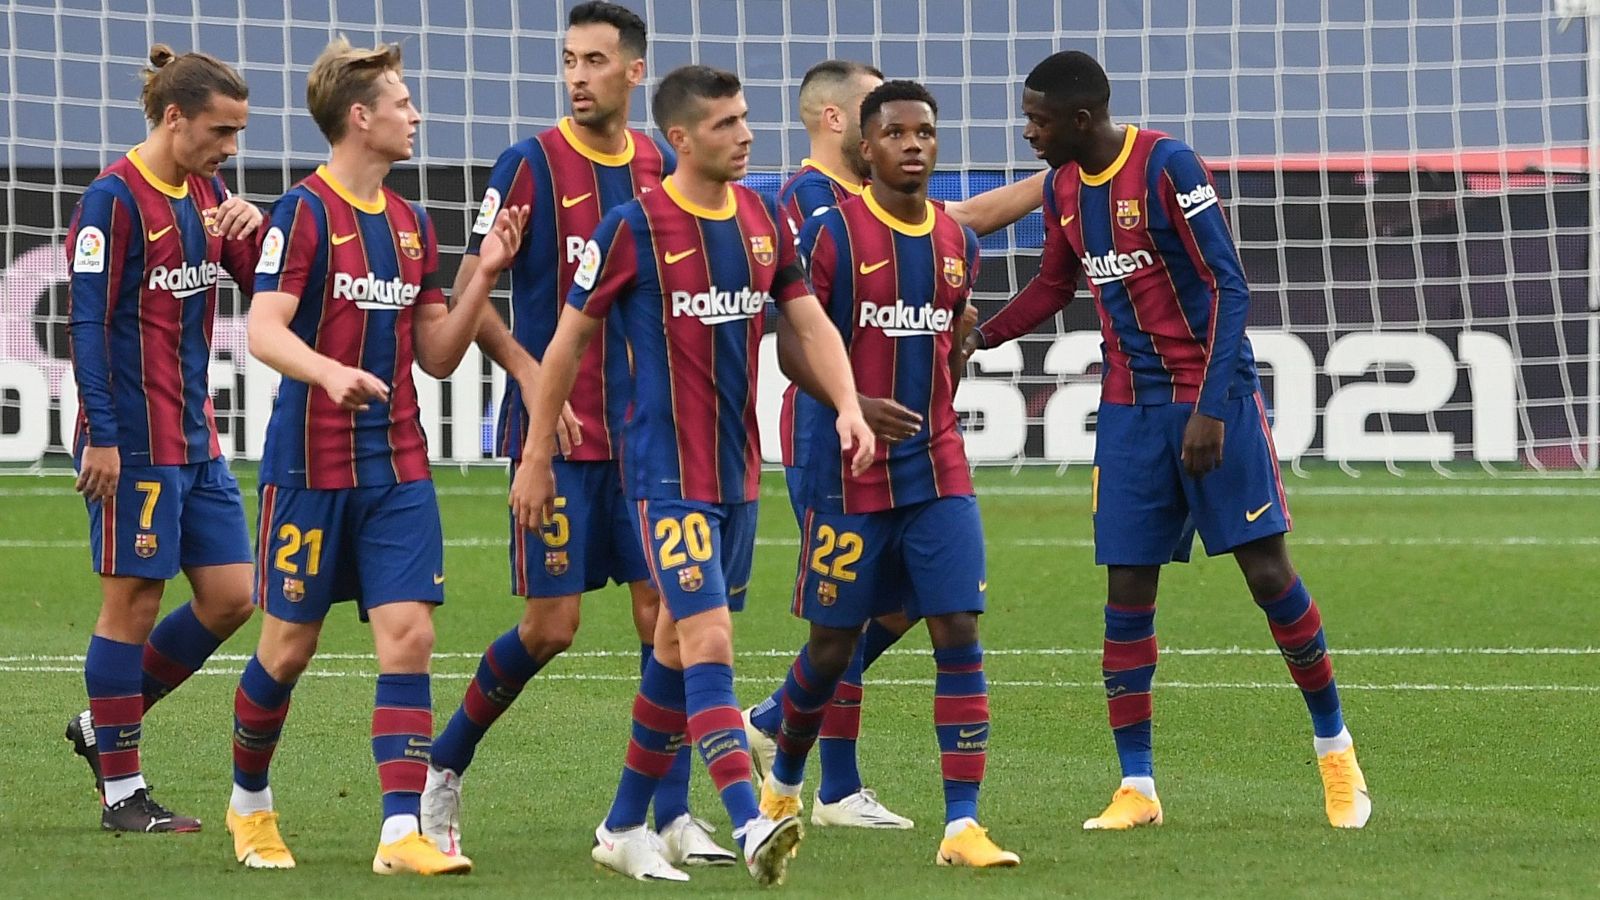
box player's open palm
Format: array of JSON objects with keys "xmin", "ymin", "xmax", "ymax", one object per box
[
  {"xmin": 322, "ymin": 365, "xmax": 390, "ymax": 411},
  {"xmin": 1181, "ymin": 413, "xmax": 1225, "ymax": 478},
  {"xmin": 509, "ymin": 458, "xmax": 557, "ymax": 532},
  {"xmin": 838, "ymin": 412, "xmax": 877, "ymax": 476},
  {"xmin": 214, "ymin": 194, "xmax": 263, "ymax": 240},
  {"xmin": 478, "ymin": 205, "xmax": 530, "ymax": 274}
]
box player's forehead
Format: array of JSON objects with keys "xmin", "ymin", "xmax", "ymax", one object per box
[
  {"xmin": 375, "ymin": 69, "xmax": 410, "ymax": 103},
  {"xmin": 873, "ymin": 99, "xmax": 935, "ymax": 130},
  {"xmin": 192, "ymin": 93, "xmax": 249, "ymax": 127},
  {"xmin": 696, "ymin": 91, "xmax": 747, "ymax": 124},
  {"xmin": 564, "ymin": 22, "xmax": 624, "ymax": 59},
  {"xmin": 1021, "ymin": 87, "xmax": 1058, "ymax": 117}
]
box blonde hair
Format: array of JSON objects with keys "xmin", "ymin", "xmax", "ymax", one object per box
[
  {"xmin": 305, "ymin": 36, "xmax": 405, "ymax": 143},
  {"xmin": 140, "ymin": 43, "xmax": 248, "ymax": 127}
]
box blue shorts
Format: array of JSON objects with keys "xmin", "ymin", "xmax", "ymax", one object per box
[
  {"xmin": 508, "ymin": 459, "xmax": 650, "ymax": 598},
  {"xmin": 630, "ymin": 498, "xmax": 758, "ymax": 620},
  {"xmin": 1092, "ymin": 393, "xmax": 1291, "ymax": 566},
  {"xmin": 254, "ymin": 479, "xmax": 445, "ymax": 623},
  {"xmin": 81, "ymin": 457, "xmax": 251, "ymax": 579},
  {"xmin": 793, "ymin": 495, "xmax": 986, "ymax": 629},
  {"xmin": 784, "ymin": 465, "xmax": 805, "ymax": 530}
]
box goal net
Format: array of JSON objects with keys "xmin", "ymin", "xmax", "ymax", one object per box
[{"xmin": 2, "ymin": 0, "xmax": 1595, "ymax": 473}]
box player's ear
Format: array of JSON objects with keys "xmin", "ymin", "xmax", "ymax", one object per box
[
  {"xmin": 665, "ymin": 122, "xmax": 690, "ymax": 155},
  {"xmin": 161, "ymin": 102, "xmax": 184, "ymax": 131},
  {"xmin": 625, "ymin": 56, "xmax": 645, "ymax": 88},
  {"xmin": 822, "ymin": 103, "xmax": 843, "ymax": 136}
]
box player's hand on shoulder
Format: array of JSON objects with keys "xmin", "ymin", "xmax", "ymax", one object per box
[
  {"xmin": 1180, "ymin": 412, "xmax": 1225, "ymax": 478},
  {"xmin": 321, "ymin": 365, "xmax": 390, "ymax": 411},
  {"xmin": 478, "ymin": 205, "xmax": 530, "ymax": 274},
  {"xmin": 860, "ymin": 395, "xmax": 922, "ymax": 443},
  {"xmin": 74, "ymin": 445, "xmax": 120, "ymax": 504},
  {"xmin": 837, "ymin": 411, "xmax": 877, "ymax": 476},
  {"xmin": 215, "ymin": 195, "xmax": 264, "ymax": 240},
  {"xmin": 509, "ymin": 457, "xmax": 557, "ymax": 533}
]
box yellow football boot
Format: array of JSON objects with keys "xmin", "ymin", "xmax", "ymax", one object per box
[
  {"xmin": 1318, "ymin": 745, "xmax": 1372, "ymax": 829},
  {"xmin": 759, "ymin": 776, "xmax": 803, "ymax": 822},
  {"xmin": 935, "ymin": 822, "xmax": 1020, "ymax": 868},
  {"xmin": 372, "ymin": 831, "xmax": 473, "ymax": 875},
  {"xmin": 1082, "ymin": 786, "xmax": 1164, "ymax": 830},
  {"xmin": 226, "ymin": 807, "xmax": 295, "ymax": 869}
]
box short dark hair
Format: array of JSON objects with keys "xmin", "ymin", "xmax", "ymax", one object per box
[
  {"xmin": 799, "ymin": 59, "xmax": 884, "ymax": 95},
  {"xmin": 568, "ymin": 1, "xmax": 648, "ymax": 59},
  {"xmin": 652, "ymin": 64, "xmax": 741, "ymax": 132},
  {"xmin": 1025, "ymin": 50, "xmax": 1111, "ymax": 111},
  {"xmin": 859, "ymin": 79, "xmax": 938, "ymax": 129}
]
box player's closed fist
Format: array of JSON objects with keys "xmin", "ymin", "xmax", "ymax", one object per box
[
  {"xmin": 479, "ymin": 205, "xmax": 530, "ymax": 274},
  {"xmin": 509, "ymin": 458, "xmax": 557, "ymax": 533},
  {"xmin": 1180, "ymin": 413, "xmax": 1225, "ymax": 478},
  {"xmin": 322, "ymin": 365, "xmax": 389, "ymax": 411},
  {"xmin": 74, "ymin": 444, "xmax": 121, "ymax": 505},
  {"xmin": 960, "ymin": 327, "xmax": 984, "ymax": 363},
  {"xmin": 214, "ymin": 195, "xmax": 263, "ymax": 240}
]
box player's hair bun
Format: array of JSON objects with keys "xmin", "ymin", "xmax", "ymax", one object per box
[{"xmin": 148, "ymin": 44, "xmax": 177, "ymax": 69}]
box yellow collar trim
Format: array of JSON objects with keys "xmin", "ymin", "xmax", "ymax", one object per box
[
  {"xmin": 317, "ymin": 165, "xmax": 386, "ymax": 215},
  {"xmin": 801, "ymin": 157, "xmax": 864, "ymax": 195},
  {"xmin": 662, "ymin": 176, "xmax": 736, "ymax": 221},
  {"xmin": 862, "ymin": 187, "xmax": 935, "ymax": 237},
  {"xmin": 559, "ymin": 117, "xmax": 635, "ymax": 166},
  {"xmin": 1080, "ymin": 125, "xmax": 1138, "ymax": 187},
  {"xmin": 127, "ymin": 147, "xmax": 187, "ymax": 199}
]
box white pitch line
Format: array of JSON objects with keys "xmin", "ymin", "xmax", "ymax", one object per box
[{"xmin": 0, "ymin": 664, "xmax": 1592, "ymax": 693}]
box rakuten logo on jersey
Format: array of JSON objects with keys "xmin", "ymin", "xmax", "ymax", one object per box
[
  {"xmin": 670, "ymin": 286, "xmax": 769, "ymax": 325},
  {"xmin": 1081, "ymin": 249, "xmax": 1155, "ymax": 286},
  {"xmin": 148, "ymin": 261, "xmax": 222, "ymax": 299},
  {"xmin": 858, "ymin": 300, "xmax": 954, "ymax": 337},
  {"xmin": 333, "ymin": 272, "xmax": 422, "ymax": 310},
  {"xmin": 1176, "ymin": 183, "xmax": 1218, "ymax": 218}
]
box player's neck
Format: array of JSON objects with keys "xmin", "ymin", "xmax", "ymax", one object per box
[
  {"xmin": 867, "ymin": 181, "xmax": 927, "ymax": 225},
  {"xmin": 1078, "ymin": 123, "xmax": 1130, "ymax": 176},
  {"xmin": 324, "ymin": 145, "xmax": 391, "ymax": 206},
  {"xmin": 135, "ymin": 133, "xmax": 188, "ymax": 187},
  {"xmin": 669, "ymin": 168, "xmax": 732, "ymax": 213},
  {"xmin": 808, "ymin": 142, "xmax": 862, "ymax": 191},
  {"xmin": 567, "ymin": 115, "xmax": 630, "ymax": 156}
]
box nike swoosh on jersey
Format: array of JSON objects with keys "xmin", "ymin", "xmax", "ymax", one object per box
[
  {"xmin": 1245, "ymin": 502, "xmax": 1272, "ymax": 522},
  {"xmin": 331, "ymin": 232, "xmax": 358, "ymax": 246},
  {"xmin": 858, "ymin": 259, "xmax": 890, "ymax": 275},
  {"xmin": 665, "ymin": 248, "xmax": 698, "ymax": 264},
  {"xmin": 146, "ymin": 225, "xmax": 174, "ymax": 242},
  {"xmin": 560, "ymin": 193, "xmax": 592, "ymax": 208},
  {"xmin": 1060, "ymin": 214, "xmax": 1075, "ymax": 227}
]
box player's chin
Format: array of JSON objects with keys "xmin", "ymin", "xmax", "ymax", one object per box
[{"xmin": 726, "ymin": 155, "xmax": 750, "ymax": 179}]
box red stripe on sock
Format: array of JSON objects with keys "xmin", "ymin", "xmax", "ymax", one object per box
[
  {"xmin": 1268, "ymin": 601, "xmax": 1324, "ymax": 649},
  {"xmin": 688, "ymin": 706, "xmax": 751, "ymax": 792},
  {"xmin": 633, "ymin": 693, "xmax": 687, "ymax": 735},
  {"xmin": 99, "ymin": 747, "xmax": 140, "ymax": 779},
  {"xmin": 377, "ymin": 759, "xmax": 427, "ymax": 794},
  {"xmin": 934, "ymin": 694, "xmax": 989, "ymax": 725},
  {"xmin": 1103, "ymin": 635, "xmax": 1158, "ymax": 672},
  {"xmin": 935, "ymin": 661, "xmax": 983, "ymax": 674},
  {"xmin": 142, "ymin": 645, "xmax": 192, "ymax": 690},
  {"xmin": 706, "ymin": 748, "xmax": 753, "ymax": 791},
  {"xmin": 1108, "ymin": 692, "xmax": 1152, "ymax": 729},
  {"xmin": 461, "ymin": 681, "xmax": 504, "ymax": 728},
  {"xmin": 818, "ymin": 694, "xmax": 863, "ymax": 741},
  {"xmin": 1288, "ymin": 657, "xmax": 1335, "ymax": 692},
  {"xmin": 939, "ymin": 751, "xmax": 986, "ymax": 783},
  {"xmin": 90, "ymin": 694, "xmax": 144, "ymax": 728},
  {"xmin": 372, "ymin": 707, "xmax": 432, "ymax": 737},
  {"xmin": 625, "ymin": 739, "xmax": 679, "ymax": 778}
]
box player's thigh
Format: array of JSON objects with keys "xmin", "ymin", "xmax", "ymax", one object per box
[
  {"xmin": 84, "ymin": 462, "xmax": 184, "ymax": 580},
  {"xmin": 792, "ymin": 507, "xmax": 894, "ymax": 630},
  {"xmin": 352, "ymin": 480, "xmax": 446, "ymax": 615},
  {"xmin": 254, "ymin": 483, "xmax": 356, "ymax": 624},
  {"xmin": 1182, "ymin": 392, "xmax": 1292, "ymax": 557},
  {"xmin": 508, "ymin": 458, "xmax": 599, "ymax": 599},
  {"xmin": 178, "ymin": 457, "xmax": 252, "ymax": 569},
  {"xmin": 1092, "ymin": 403, "xmax": 1191, "ymax": 566},
  {"xmin": 900, "ymin": 496, "xmax": 988, "ymax": 621},
  {"xmin": 631, "ymin": 498, "xmax": 738, "ymax": 622},
  {"xmin": 366, "ymin": 600, "xmax": 437, "ymax": 672}
]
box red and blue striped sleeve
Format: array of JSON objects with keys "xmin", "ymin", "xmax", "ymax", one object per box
[
  {"xmin": 253, "ymin": 193, "xmax": 320, "ymax": 298},
  {"xmin": 567, "ymin": 208, "xmax": 637, "ymax": 319},
  {"xmin": 466, "ymin": 143, "xmax": 536, "ymax": 256},
  {"xmin": 960, "ymin": 223, "xmax": 981, "ymax": 312},
  {"xmin": 978, "ymin": 168, "xmax": 1082, "ymax": 346},
  {"xmin": 1159, "ymin": 148, "xmax": 1251, "ymax": 419},
  {"xmin": 213, "ymin": 178, "xmax": 260, "ymax": 295},
  {"xmin": 797, "ymin": 213, "xmax": 836, "ymax": 304},
  {"xmin": 66, "ymin": 185, "xmax": 128, "ymax": 447},
  {"xmin": 415, "ymin": 205, "xmax": 446, "ymax": 306}
]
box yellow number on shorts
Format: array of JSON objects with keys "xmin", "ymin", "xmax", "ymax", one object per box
[
  {"xmin": 541, "ymin": 496, "xmax": 570, "ymax": 548},
  {"xmin": 134, "ymin": 481, "xmax": 161, "ymax": 530},
  {"xmin": 273, "ymin": 524, "xmax": 324, "ymax": 576},
  {"xmin": 808, "ymin": 524, "xmax": 863, "ymax": 583},
  {"xmin": 655, "ymin": 512, "xmax": 713, "ymax": 569}
]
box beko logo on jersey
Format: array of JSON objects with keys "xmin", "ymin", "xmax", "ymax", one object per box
[
  {"xmin": 332, "ymin": 272, "xmax": 422, "ymax": 309},
  {"xmin": 858, "ymin": 300, "xmax": 954, "ymax": 336},
  {"xmin": 148, "ymin": 261, "xmax": 222, "ymax": 298},
  {"xmin": 1081, "ymin": 248, "xmax": 1155, "ymax": 286},
  {"xmin": 1175, "ymin": 183, "xmax": 1218, "ymax": 218},
  {"xmin": 670, "ymin": 286, "xmax": 768, "ymax": 325}
]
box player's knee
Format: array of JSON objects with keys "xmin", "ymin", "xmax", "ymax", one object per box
[
  {"xmin": 807, "ymin": 629, "xmax": 857, "ymax": 679},
  {"xmin": 194, "ymin": 590, "xmax": 254, "ymax": 633},
  {"xmin": 926, "ymin": 612, "xmax": 980, "ymax": 649},
  {"xmin": 676, "ymin": 611, "xmax": 734, "ymax": 666},
  {"xmin": 519, "ymin": 598, "xmax": 580, "ymax": 662}
]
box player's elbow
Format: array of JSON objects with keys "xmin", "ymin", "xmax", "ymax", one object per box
[{"xmin": 416, "ymin": 351, "xmax": 453, "ymax": 381}]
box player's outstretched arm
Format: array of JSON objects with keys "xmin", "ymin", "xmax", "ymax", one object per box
[
  {"xmin": 963, "ymin": 181, "xmax": 1083, "ymax": 360},
  {"xmin": 781, "ymin": 295, "xmax": 876, "ymax": 474},
  {"xmin": 945, "ymin": 170, "xmax": 1048, "ymax": 238},
  {"xmin": 414, "ymin": 206, "xmax": 529, "ymax": 378},
  {"xmin": 509, "ymin": 307, "xmax": 603, "ymax": 530},
  {"xmin": 248, "ymin": 290, "xmax": 389, "ymax": 411}
]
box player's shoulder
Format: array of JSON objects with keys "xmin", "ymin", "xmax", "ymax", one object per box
[
  {"xmin": 732, "ymin": 183, "xmax": 781, "ymax": 223},
  {"xmin": 628, "ymin": 127, "xmax": 672, "ymax": 170},
  {"xmin": 1142, "ymin": 129, "xmax": 1200, "ymax": 169}
]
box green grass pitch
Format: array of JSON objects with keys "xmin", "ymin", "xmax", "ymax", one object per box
[{"xmin": 2, "ymin": 464, "xmax": 1598, "ymax": 897}]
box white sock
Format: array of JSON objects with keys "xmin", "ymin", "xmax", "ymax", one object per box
[
  {"xmin": 1314, "ymin": 727, "xmax": 1353, "ymax": 757},
  {"xmin": 381, "ymin": 813, "xmax": 419, "ymax": 844},
  {"xmin": 230, "ymin": 784, "xmax": 273, "ymax": 815},
  {"xmin": 103, "ymin": 774, "xmax": 147, "ymax": 807},
  {"xmin": 768, "ymin": 777, "xmax": 802, "ymax": 798},
  {"xmin": 1121, "ymin": 776, "xmax": 1158, "ymax": 800},
  {"xmin": 943, "ymin": 816, "xmax": 978, "ymax": 839}
]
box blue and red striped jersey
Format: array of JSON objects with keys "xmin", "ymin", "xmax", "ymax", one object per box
[
  {"xmin": 468, "ymin": 118, "xmax": 674, "ymax": 461},
  {"xmin": 252, "ymin": 166, "xmax": 445, "ymax": 489},
  {"xmin": 775, "ymin": 159, "xmax": 863, "ymax": 468},
  {"xmin": 979, "ymin": 127, "xmax": 1258, "ymax": 417},
  {"xmin": 796, "ymin": 190, "xmax": 980, "ymax": 514},
  {"xmin": 568, "ymin": 177, "xmax": 808, "ymax": 504},
  {"xmin": 66, "ymin": 148, "xmax": 259, "ymax": 464}
]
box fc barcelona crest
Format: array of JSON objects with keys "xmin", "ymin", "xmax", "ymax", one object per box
[
  {"xmin": 201, "ymin": 206, "xmax": 222, "ymax": 237},
  {"xmin": 545, "ymin": 550, "xmax": 569, "ymax": 576},
  {"xmin": 1115, "ymin": 198, "xmax": 1141, "ymax": 230},
  {"xmin": 750, "ymin": 234, "xmax": 775, "ymax": 266},
  {"xmin": 398, "ymin": 230, "xmax": 424, "ymax": 260},
  {"xmin": 678, "ymin": 565, "xmax": 704, "ymax": 592},
  {"xmin": 134, "ymin": 532, "xmax": 158, "ymax": 559},
  {"xmin": 817, "ymin": 581, "xmax": 838, "ymax": 606},
  {"xmin": 942, "ymin": 255, "xmax": 966, "ymax": 288},
  {"xmin": 282, "ymin": 577, "xmax": 305, "ymax": 602}
]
